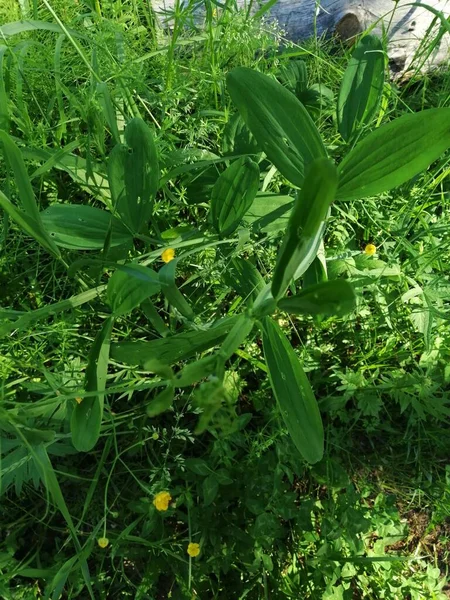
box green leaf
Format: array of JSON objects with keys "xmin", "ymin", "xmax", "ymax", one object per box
[
  {"xmin": 41, "ymin": 204, "xmax": 132, "ymax": 250},
  {"xmin": 0, "ymin": 285, "xmax": 105, "ymax": 338},
  {"xmin": 219, "ymin": 314, "xmax": 255, "ymax": 361},
  {"xmin": 0, "ymin": 191, "xmax": 61, "ymax": 258},
  {"xmin": 107, "ymin": 264, "xmax": 160, "ymax": 316},
  {"xmin": 302, "ymin": 243, "xmax": 328, "ymax": 288},
  {"xmin": 222, "ymin": 113, "xmax": 259, "ymax": 156},
  {"xmin": 147, "ymin": 385, "xmax": 175, "ymax": 417},
  {"xmin": 96, "ymin": 82, "xmax": 120, "ymax": 144},
  {"xmin": 71, "ymin": 317, "xmax": 113, "ymax": 452},
  {"xmin": 337, "ymin": 35, "xmax": 385, "ymax": 142},
  {"xmin": 159, "ymin": 258, "xmax": 195, "ymax": 320},
  {"xmin": 271, "ymin": 158, "xmax": 338, "ymax": 300},
  {"xmin": 0, "ymin": 46, "xmax": 10, "ymax": 131},
  {"xmin": 278, "ymin": 280, "xmax": 356, "ymax": 317},
  {"xmin": 244, "ymin": 191, "xmax": 294, "ymax": 234},
  {"xmin": 108, "ymin": 117, "xmax": 159, "ymax": 233},
  {"xmin": 111, "ymin": 316, "xmax": 238, "ymax": 366},
  {"xmin": 227, "ymin": 67, "xmax": 326, "ymax": 187},
  {"xmin": 223, "ymin": 257, "xmax": 265, "ymax": 305},
  {"xmin": 210, "ymin": 156, "xmax": 259, "ymax": 236},
  {"xmin": 336, "ymin": 108, "xmax": 450, "ymax": 201},
  {"xmin": 278, "ymin": 59, "xmax": 308, "ymax": 94},
  {"xmin": 0, "ymin": 132, "xmax": 61, "ymax": 257},
  {"xmin": 203, "ymin": 475, "xmax": 219, "ymax": 507},
  {"xmin": 262, "ymin": 318, "xmax": 323, "ymax": 464}
]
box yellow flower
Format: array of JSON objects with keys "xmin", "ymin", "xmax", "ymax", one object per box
[
  {"xmin": 153, "ymin": 491, "xmax": 172, "ymax": 511},
  {"xmin": 161, "ymin": 248, "xmax": 175, "ymax": 263},
  {"xmin": 97, "ymin": 537, "xmax": 109, "ymax": 548},
  {"xmin": 75, "ymin": 397, "xmax": 83, "ymax": 404},
  {"xmin": 187, "ymin": 542, "xmax": 200, "ymax": 557},
  {"xmin": 364, "ymin": 243, "xmax": 377, "ymax": 256}
]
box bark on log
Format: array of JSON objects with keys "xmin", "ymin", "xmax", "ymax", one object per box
[{"xmin": 153, "ymin": 0, "xmax": 450, "ymax": 76}]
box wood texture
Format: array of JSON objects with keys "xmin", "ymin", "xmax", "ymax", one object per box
[{"xmin": 152, "ymin": 0, "xmax": 450, "ymax": 75}]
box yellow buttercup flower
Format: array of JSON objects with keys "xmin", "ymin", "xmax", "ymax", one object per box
[
  {"xmin": 161, "ymin": 248, "xmax": 175, "ymax": 263},
  {"xmin": 153, "ymin": 491, "xmax": 172, "ymax": 511},
  {"xmin": 364, "ymin": 243, "xmax": 377, "ymax": 256},
  {"xmin": 97, "ymin": 537, "xmax": 109, "ymax": 548},
  {"xmin": 187, "ymin": 542, "xmax": 200, "ymax": 557}
]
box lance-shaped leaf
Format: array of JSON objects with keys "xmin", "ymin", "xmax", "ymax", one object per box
[
  {"xmin": 262, "ymin": 318, "xmax": 323, "ymax": 463},
  {"xmin": 0, "ymin": 132, "xmax": 61, "ymax": 258},
  {"xmin": 108, "ymin": 117, "xmax": 159, "ymax": 233},
  {"xmin": 227, "ymin": 67, "xmax": 327, "ymax": 188},
  {"xmin": 41, "ymin": 204, "xmax": 132, "ymax": 250},
  {"xmin": 271, "ymin": 158, "xmax": 338, "ymax": 300},
  {"xmin": 223, "ymin": 257, "xmax": 265, "ymax": 305},
  {"xmin": 337, "ymin": 35, "xmax": 385, "ymax": 142},
  {"xmin": 336, "ymin": 108, "xmax": 450, "ymax": 201},
  {"xmin": 278, "ymin": 279, "xmax": 356, "ymax": 318},
  {"xmin": 71, "ymin": 316, "xmax": 113, "ymax": 452},
  {"xmin": 111, "ymin": 316, "xmax": 238, "ymax": 366},
  {"xmin": 210, "ymin": 156, "xmax": 259, "ymax": 236},
  {"xmin": 159, "ymin": 258, "xmax": 194, "ymax": 320},
  {"xmin": 107, "ymin": 264, "xmax": 160, "ymax": 316}
]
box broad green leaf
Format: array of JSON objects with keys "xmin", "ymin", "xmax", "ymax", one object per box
[
  {"xmin": 227, "ymin": 67, "xmax": 327, "ymax": 187},
  {"xmin": 223, "ymin": 257, "xmax": 265, "ymax": 305},
  {"xmin": 71, "ymin": 317, "xmax": 113, "ymax": 452},
  {"xmin": 107, "ymin": 264, "xmax": 160, "ymax": 316},
  {"xmin": 0, "ymin": 191, "xmax": 61, "ymax": 258},
  {"xmin": 244, "ymin": 191, "xmax": 294, "ymax": 234},
  {"xmin": 336, "ymin": 108, "xmax": 450, "ymax": 201},
  {"xmin": 108, "ymin": 117, "xmax": 159, "ymax": 233},
  {"xmin": 271, "ymin": 158, "xmax": 338, "ymax": 300},
  {"xmin": 278, "ymin": 59, "xmax": 308, "ymax": 94},
  {"xmin": 337, "ymin": 35, "xmax": 385, "ymax": 141},
  {"xmin": 41, "ymin": 204, "xmax": 132, "ymax": 250},
  {"xmin": 159, "ymin": 258, "xmax": 195, "ymax": 320},
  {"xmin": 111, "ymin": 316, "xmax": 238, "ymax": 366},
  {"xmin": 278, "ymin": 280, "xmax": 356, "ymax": 317},
  {"xmin": 210, "ymin": 156, "xmax": 259, "ymax": 236},
  {"xmin": 262, "ymin": 318, "xmax": 323, "ymax": 463},
  {"xmin": 222, "ymin": 113, "xmax": 259, "ymax": 156}
]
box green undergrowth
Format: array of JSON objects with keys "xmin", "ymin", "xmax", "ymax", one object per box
[{"xmin": 0, "ymin": 0, "xmax": 450, "ymax": 598}]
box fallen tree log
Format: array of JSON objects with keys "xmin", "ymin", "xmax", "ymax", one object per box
[{"xmin": 153, "ymin": 0, "xmax": 450, "ymax": 76}]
